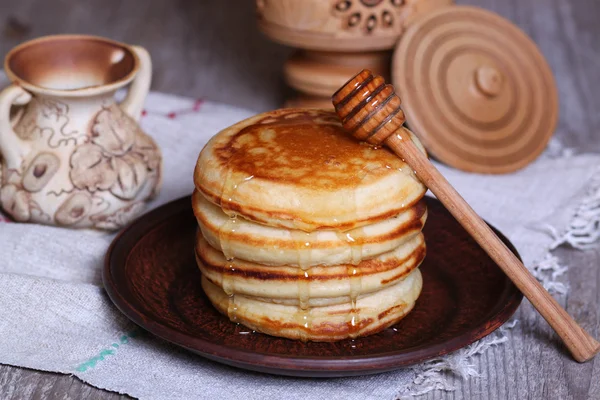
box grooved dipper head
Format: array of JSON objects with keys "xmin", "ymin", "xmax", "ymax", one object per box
[{"xmin": 332, "ymin": 69, "xmax": 406, "ymax": 145}]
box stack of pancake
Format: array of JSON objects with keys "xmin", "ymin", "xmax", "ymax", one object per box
[{"xmin": 192, "ymin": 109, "xmax": 428, "ymax": 341}]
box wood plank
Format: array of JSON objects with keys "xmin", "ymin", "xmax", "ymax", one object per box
[{"xmin": 0, "ymin": 364, "xmax": 129, "ymax": 399}]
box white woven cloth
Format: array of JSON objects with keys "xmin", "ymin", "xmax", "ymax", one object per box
[{"xmin": 0, "ymin": 90, "xmax": 599, "ymax": 399}]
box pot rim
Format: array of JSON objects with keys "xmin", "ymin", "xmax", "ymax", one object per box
[{"xmin": 4, "ymin": 34, "xmax": 140, "ymax": 98}]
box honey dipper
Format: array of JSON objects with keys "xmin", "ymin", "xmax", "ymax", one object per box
[{"xmin": 332, "ymin": 69, "xmax": 600, "ymax": 363}]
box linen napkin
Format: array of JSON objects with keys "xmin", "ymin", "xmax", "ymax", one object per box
[{"xmin": 0, "ymin": 90, "xmax": 598, "ymax": 399}]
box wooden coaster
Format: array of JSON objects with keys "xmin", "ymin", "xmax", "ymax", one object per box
[{"xmin": 392, "ymin": 6, "xmax": 558, "ymax": 174}]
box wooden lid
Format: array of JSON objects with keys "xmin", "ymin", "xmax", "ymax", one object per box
[{"xmin": 392, "ymin": 6, "xmax": 558, "ymax": 174}]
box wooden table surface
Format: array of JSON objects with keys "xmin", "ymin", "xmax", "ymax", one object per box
[{"xmin": 0, "ymin": 0, "xmax": 598, "ymax": 399}]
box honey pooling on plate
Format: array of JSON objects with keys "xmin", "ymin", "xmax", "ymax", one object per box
[{"xmin": 192, "ymin": 108, "xmax": 428, "ymax": 341}]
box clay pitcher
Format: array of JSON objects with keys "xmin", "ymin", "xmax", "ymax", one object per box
[{"xmin": 0, "ymin": 35, "xmax": 162, "ymax": 230}]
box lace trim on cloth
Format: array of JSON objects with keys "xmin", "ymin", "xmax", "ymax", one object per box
[
  {"xmin": 397, "ymin": 321, "xmax": 518, "ymax": 398},
  {"xmin": 545, "ymin": 170, "xmax": 600, "ymax": 251}
]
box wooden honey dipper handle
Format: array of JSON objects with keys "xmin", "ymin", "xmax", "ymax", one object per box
[{"xmin": 332, "ymin": 69, "xmax": 600, "ymax": 363}]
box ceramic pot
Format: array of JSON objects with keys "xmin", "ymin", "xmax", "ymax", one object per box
[
  {"xmin": 256, "ymin": 0, "xmax": 453, "ymax": 51},
  {"xmin": 0, "ymin": 34, "xmax": 162, "ymax": 230},
  {"xmin": 256, "ymin": 0, "xmax": 453, "ymax": 109}
]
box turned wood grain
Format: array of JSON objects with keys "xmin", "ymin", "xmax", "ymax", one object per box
[
  {"xmin": 284, "ymin": 50, "xmax": 391, "ymax": 99},
  {"xmin": 391, "ymin": 6, "xmax": 558, "ymax": 174},
  {"xmin": 0, "ymin": 0, "xmax": 598, "ymax": 399},
  {"xmin": 259, "ymin": 0, "xmax": 453, "ymax": 112}
]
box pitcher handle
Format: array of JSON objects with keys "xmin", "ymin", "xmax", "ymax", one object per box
[
  {"xmin": 0, "ymin": 84, "xmax": 32, "ymax": 169},
  {"xmin": 120, "ymin": 45, "xmax": 152, "ymax": 122}
]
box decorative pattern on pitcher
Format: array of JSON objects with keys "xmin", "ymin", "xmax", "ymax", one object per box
[
  {"xmin": 0, "ymin": 168, "xmax": 51, "ymax": 223},
  {"xmin": 69, "ymin": 104, "xmax": 161, "ymax": 201},
  {"xmin": 54, "ymin": 192, "xmax": 93, "ymax": 226},
  {"xmin": 332, "ymin": 0, "xmax": 408, "ymax": 34},
  {"xmin": 0, "ymin": 101, "xmax": 162, "ymax": 230},
  {"xmin": 256, "ymin": 0, "xmax": 450, "ymax": 38},
  {"xmin": 22, "ymin": 152, "xmax": 61, "ymax": 192},
  {"xmin": 14, "ymin": 98, "xmax": 85, "ymax": 148}
]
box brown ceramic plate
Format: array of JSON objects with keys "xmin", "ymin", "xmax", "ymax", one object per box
[{"xmin": 103, "ymin": 195, "xmax": 522, "ymax": 377}]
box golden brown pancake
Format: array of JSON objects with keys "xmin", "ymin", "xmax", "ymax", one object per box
[
  {"xmin": 193, "ymin": 108, "xmax": 429, "ymax": 342},
  {"xmin": 201, "ymin": 269, "xmax": 422, "ymax": 341},
  {"xmin": 193, "ymin": 108, "xmax": 427, "ymax": 231},
  {"xmin": 192, "ymin": 189, "xmax": 427, "ymax": 267},
  {"xmin": 196, "ymin": 232, "xmax": 425, "ymax": 305}
]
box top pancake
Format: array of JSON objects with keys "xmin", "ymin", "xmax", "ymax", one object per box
[{"xmin": 194, "ymin": 108, "xmax": 427, "ymax": 231}]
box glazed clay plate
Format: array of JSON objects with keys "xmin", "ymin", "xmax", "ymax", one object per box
[{"xmin": 104, "ymin": 195, "xmax": 522, "ymax": 377}]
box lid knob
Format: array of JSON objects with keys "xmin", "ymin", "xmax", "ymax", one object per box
[{"xmin": 473, "ymin": 65, "xmax": 503, "ymax": 97}]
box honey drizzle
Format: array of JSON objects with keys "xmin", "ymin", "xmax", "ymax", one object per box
[
  {"xmin": 219, "ymin": 215, "xmax": 238, "ymax": 261},
  {"xmin": 333, "ymin": 227, "xmax": 365, "ymax": 338},
  {"xmin": 345, "ymin": 228, "xmax": 364, "ymax": 265},
  {"xmin": 219, "ymin": 166, "xmax": 254, "ymax": 324},
  {"xmin": 347, "ymin": 265, "xmax": 362, "ymax": 337},
  {"xmin": 295, "ymin": 268, "xmax": 312, "ymax": 342},
  {"xmin": 290, "ymin": 229, "xmax": 313, "ymax": 341},
  {"xmin": 290, "ymin": 230, "xmax": 313, "ymax": 270},
  {"xmin": 340, "ymin": 150, "xmax": 376, "ymax": 337},
  {"xmin": 298, "ymin": 269, "xmax": 310, "ymax": 310},
  {"xmin": 226, "ymin": 293, "xmax": 238, "ymax": 323},
  {"xmin": 221, "ymin": 261, "xmax": 238, "ymax": 322},
  {"xmin": 294, "ymin": 308, "xmax": 311, "ymax": 342}
]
